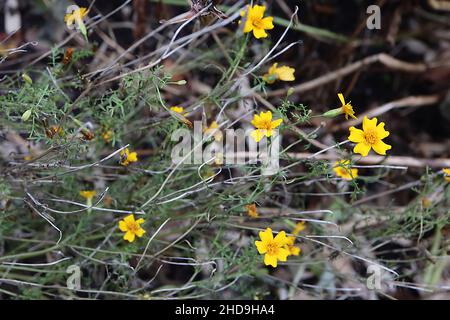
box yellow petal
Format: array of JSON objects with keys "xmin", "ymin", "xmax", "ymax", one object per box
[
  {"xmin": 251, "ymin": 5, "xmax": 266, "ymax": 19},
  {"xmin": 259, "ymin": 228, "xmax": 273, "ymax": 242},
  {"xmin": 123, "ymin": 231, "xmax": 136, "ymax": 242},
  {"xmin": 135, "ymin": 228, "xmax": 146, "ymax": 238},
  {"xmin": 362, "ymin": 116, "xmax": 377, "ymax": 131},
  {"xmin": 354, "ymin": 142, "xmax": 371, "ymax": 157},
  {"xmin": 338, "ymin": 93, "xmax": 346, "ymax": 106},
  {"xmin": 253, "ymin": 28, "xmax": 268, "ymax": 39},
  {"xmin": 348, "ymin": 127, "xmax": 365, "ymax": 143},
  {"xmin": 118, "ymin": 220, "xmax": 128, "ymax": 232},
  {"xmin": 372, "ymin": 140, "xmax": 392, "ymax": 155},
  {"xmin": 285, "ymin": 236, "xmax": 296, "ymax": 246},
  {"xmin": 251, "ymin": 114, "xmax": 262, "ymax": 127},
  {"xmin": 289, "ymin": 246, "xmax": 301, "ymax": 256},
  {"xmin": 129, "ymin": 152, "xmax": 138, "ymax": 162},
  {"xmin": 251, "ymin": 129, "xmax": 265, "ymax": 142},
  {"xmin": 270, "ymin": 118, "xmax": 283, "ymax": 130},
  {"xmin": 375, "ymin": 122, "xmax": 390, "ymax": 139},
  {"xmin": 260, "ymin": 111, "xmax": 273, "ymax": 122},
  {"xmin": 264, "ymin": 254, "xmax": 278, "ymax": 267},
  {"xmin": 277, "ymin": 66, "xmax": 295, "ymax": 81},
  {"xmin": 261, "ymin": 16, "xmax": 274, "ymax": 30},
  {"xmin": 123, "ymin": 214, "xmax": 135, "ymax": 224},
  {"xmin": 277, "ymin": 248, "xmax": 290, "ymax": 262},
  {"xmin": 274, "ymin": 230, "xmax": 288, "ymax": 245},
  {"xmin": 243, "ymin": 18, "xmax": 254, "ymax": 33},
  {"xmin": 255, "ymin": 240, "xmax": 267, "ymax": 254},
  {"xmin": 135, "ymin": 218, "xmax": 145, "ymax": 225}
]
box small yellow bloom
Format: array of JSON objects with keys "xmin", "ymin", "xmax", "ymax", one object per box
[
  {"xmin": 204, "ymin": 121, "xmax": 223, "ymax": 141},
  {"xmin": 240, "ymin": 5, "xmax": 274, "ymax": 39},
  {"xmin": 284, "ymin": 236, "xmax": 301, "ymax": 256},
  {"xmin": 263, "ymin": 63, "xmax": 295, "ymax": 84},
  {"xmin": 64, "ymin": 7, "xmax": 89, "ymax": 28},
  {"xmin": 120, "ymin": 148, "xmax": 138, "ymax": 166},
  {"xmin": 246, "ymin": 203, "xmax": 259, "ymax": 218},
  {"xmin": 348, "ymin": 116, "xmax": 392, "ymax": 157},
  {"xmin": 292, "ymin": 221, "xmax": 306, "ymax": 235},
  {"xmin": 251, "ymin": 111, "xmax": 283, "ymax": 143},
  {"xmin": 333, "ymin": 160, "xmax": 358, "ymax": 180},
  {"xmin": 79, "ymin": 190, "xmax": 97, "ymax": 201},
  {"xmin": 80, "ymin": 190, "xmax": 96, "ymax": 213},
  {"xmin": 118, "ymin": 214, "xmax": 146, "ymax": 243},
  {"xmin": 170, "ymin": 106, "xmax": 186, "ymax": 115},
  {"xmin": 443, "ymin": 168, "xmax": 450, "ymax": 182},
  {"xmin": 102, "ymin": 130, "xmax": 113, "ymax": 143},
  {"xmin": 255, "ymin": 228, "xmax": 290, "ymax": 268},
  {"xmin": 338, "ymin": 93, "xmax": 357, "ymax": 120}
]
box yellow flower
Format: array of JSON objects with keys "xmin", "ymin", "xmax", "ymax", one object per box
[
  {"xmin": 263, "ymin": 63, "xmax": 295, "ymax": 84},
  {"xmin": 240, "ymin": 5, "xmax": 274, "ymax": 39},
  {"xmin": 348, "ymin": 116, "xmax": 392, "ymax": 157},
  {"xmin": 118, "ymin": 214, "xmax": 146, "ymax": 243},
  {"xmin": 292, "ymin": 221, "xmax": 306, "ymax": 235},
  {"xmin": 333, "ymin": 160, "xmax": 358, "ymax": 180},
  {"xmin": 80, "ymin": 190, "xmax": 96, "ymax": 213},
  {"xmin": 120, "ymin": 148, "xmax": 138, "ymax": 166},
  {"xmin": 204, "ymin": 121, "xmax": 223, "ymax": 141},
  {"xmin": 284, "ymin": 236, "xmax": 301, "ymax": 256},
  {"xmin": 170, "ymin": 106, "xmax": 186, "ymax": 115},
  {"xmin": 64, "ymin": 7, "xmax": 89, "ymax": 28},
  {"xmin": 246, "ymin": 203, "xmax": 259, "ymax": 218},
  {"xmin": 102, "ymin": 130, "xmax": 113, "ymax": 143},
  {"xmin": 79, "ymin": 190, "xmax": 97, "ymax": 201},
  {"xmin": 250, "ymin": 111, "xmax": 283, "ymax": 143},
  {"xmin": 338, "ymin": 93, "xmax": 357, "ymax": 120},
  {"xmin": 443, "ymin": 168, "xmax": 450, "ymax": 182},
  {"xmin": 255, "ymin": 228, "xmax": 290, "ymax": 268}
]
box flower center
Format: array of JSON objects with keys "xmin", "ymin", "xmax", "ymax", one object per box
[
  {"xmin": 127, "ymin": 222, "xmax": 139, "ymax": 233},
  {"xmin": 364, "ymin": 129, "xmax": 378, "ymax": 145},
  {"xmin": 252, "ymin": 17, "xmax": 265, "ymax": 30},
  {"xmin": 342, "ymin": 104, "xmax": 352, "ymax": 114},
  {"xmin": 266, "ymin": 241, "xmax": 279, "ymax": 255},
  {"xmin": 260, "ymin": 120, "xmax": 272, "ymax": 130}
]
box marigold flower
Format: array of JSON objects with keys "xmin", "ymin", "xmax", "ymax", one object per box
[
  {"xmin": 102, "ymin": 130, "xmax": 113, "ymax": 143},
  {"xmin": 255, "ymin": 228, "xmax": 290, "ymax": 268},
  {"xmin": 240, "ymin": 5, "xmax": 274, "ymax": 39},
  {"xmin": 120, "ymin": 148, "xmax": 138, "ymax": 166},
  {"xmin": 292, "ymin": 221, "xmax": 306, "ymax": 235},
  {"xmin": 251, "ymin": 111, "xmax": 283, "ymax": 143},
  {"xmin": 170, "ymin": 106, "xmax": 186, "ymax": 114},
  {"xmin": 118, "ymin": 214, "xmax": 146, "ymax": 243},
  {"xmin": 204, "ymin": 121, "xmax": 223, "ymax": 141},
  {"xmin": 79, "ymin": 190, "xmax": 97, "ymax": 201},
  {"xmin": 338, "ymin": 93, "xmax": 357, "ymax": 120},
  {"xmin": 284, "ymin": 236, "xmax": 301, "ymax": 256},
  {"xmin": 443, "ymin": 168, "xmax": 450, "ymax": 182},
  {"xmin": 64, "ymin": 7, "xmax": 88, "ymax": 28},
  {"xmin": 348, "ymin": 116, "xmax": 391, "ymax": 157},
  {"xmin": 246, "ymin": 203, "xmax": 259, "ymax": 218},
  {"xmin": 80, "ymin": 190, "xmax": 96, "ymax": 213},
  {"xmin": 263, "ymin": 63, "xmax": 295, "ymax": 84},
  {"xmin": 333, "ymin": 160, "xmax": 358, "ymax": 180}
]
